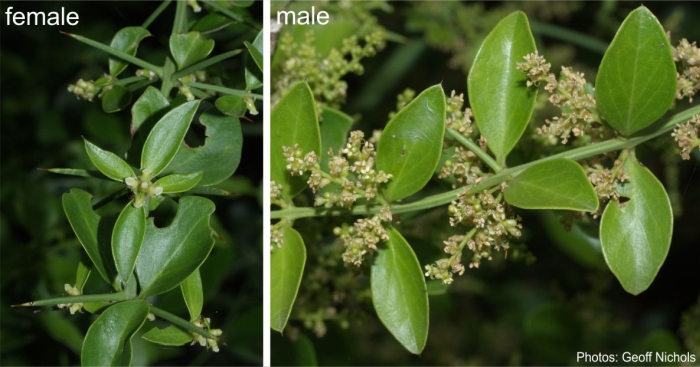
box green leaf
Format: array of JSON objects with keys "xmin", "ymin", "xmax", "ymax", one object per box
[
  {"xmin": 109, "ymin": 27, "xmax": 152, "ymax": 77},
  {"xmin": 81, "ymin": 300, "xmax": 149, "ymax": 367},
  {"xmin": 377, "ymin": 84, "xmax": 446, "ymax": 202},
  {"xmin": 192, "ymin": 13, "xmax": 233, "ymax": 33},
  {"xmin": 215, "ymin": 95, "xmax": 247, "ymax": 117},
  {"xmin": 162, "ymin": 109, "xmax": 242, "ymax": 185},
  {"xmin": 102, "ymin": 85, "xmax": 133, "ymax": 113},
  {"xmin": 504, "ymin": 158, "xmax": 598, "ymax": 211},
  {"xmin": 131, "ymin": 86, "xmax": 170, "ymax": 132},
  {"xmin": 271, "ymin": 226, "xmax": 306, "ymax": 332},
  {"xmin": 467, "ymin": 11, "xmax": 537, "ymax": 163},
  {"xmin": 319, "ymin": 107, "xmax": 353, "ymax": 171},
  {"xmin": 245, "ymin": 31, "xmax": 263, "ymax": 90},
  {"xmin": 181, "ymin": 268, "xmax": 203, "ymax": 321},
  {"xmin": 371, "ymin": 226, "xmax": 429, "ymax": 355},
  {"xmin": 595, "ymin": 6, "xmax": 677, "ymax": 136},
  {"xmin": 154, "ymin": 171, "xmax": 203, "ymax": 194},
  {"xmin": 169, "ymin": 32, "xmax": 215, "ymax": 70},
  {"xmin": 75, "ymin": 253, "xmax": 92, "ymax": 292},
  {"xmin": 541, "ymin": 212, "xmax": 604, "ymax": 269},
  {"xmin": 600, "ymin": 156, "xmax": 672, "ymax": 295},
  {"xmin": 135, "ymin": 196, "xmax": 215, "ymax": 297},
  {"xmin": 40, "ymin": 312, "xmax": 84, "ymax": 353},
  {"xmin": 112, "ymin": 202, "xmax": 146, "ymax": 285},
  {"xmin": 62, "ymin": 189, "xmax": 117, "ymax": 287},
  {"xmin": 271, "ymin": 82, "xmax": 321, "ymax": 199},
  {"xmin": 142, "ymin": 325, "xmax": 193, "ymax": 346},
  {"xmin": 141, "ymin": 100, "xmax": 200, "ymax": 176},
  {"xmin": 84, "ymin": 139, "xmax": 134, "ymax": 182}
]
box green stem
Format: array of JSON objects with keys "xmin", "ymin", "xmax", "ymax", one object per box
[
  {"xmin": 13, "ymin": 292, "xmax": 126, "ymax": 307},
  {"xmin": 142, "ymin": 0, "xmax": 172, "ymax": 29},
  {"xmin": 530, "ymin": 21, "xmax": 608, "ymax": 54},
  {"xmin": 149, "ymin": 305, "xmax": 218, "ymax": 340},
  {"xmin": 61, "ymin": 32, "xmax": 163, "ymax": 77},
  {"xmin": 205, "ymin": 1, "xmax": 261, "ymax": 31},
  {"xmin": 446, "ymin": 128, "xmax": 503, "ymax": 173},
  {"xmin": 172, "ymin": 49, "xmax": 245, "ymax": 80},
  {"xmin": 126, "ymin": 79, "xmax": 158, "ymax": 93},
  {"xmin": 188, "ymin": 86, "xmax": 212, "ymax": 100},
  {"xmin": 172, "ymin": 0, "xmax": 188, "ymax": 35},
  {"xmin": 272, "ymin": 105, "xmax": 700, "ymax": 220},
  {"xmin": 114, "ymin": 76, "xmax": 147, "ymax": 86},
  {"xmin": 188, "ymin": 82, "xmax": 263, "ymax": 99}
]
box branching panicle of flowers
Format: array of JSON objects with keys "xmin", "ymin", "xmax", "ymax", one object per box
[
  {"xmin": 445, "ymin": 90, "xmax": 474, "ymax": 138},
  {"xmin": 334, "ymin": 206, "xmax": 392, "ymax": 266},
  {"xmin": 674, "ymin": 38, "xmax": 700, "ymax": 102},
  {"xmin": 672, "ymin": 114, "xmax": 700, "ymax": 160},
  {"xmin": 517, "ymin": 52, "xmax": 605, "ymax": 144},
  {"xmin": 439, "ymin": 147, "xmax": 488, "ymax": 188},
  {"xmin": 282, "ymin": 131, "xmax": 392, "ymax": 209},
  {"xmin": 425, "ymin": 189, "xmax": 522, "ymax": 284}
]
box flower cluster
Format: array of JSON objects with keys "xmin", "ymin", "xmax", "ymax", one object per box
[
  {"xmin": 426, "ymin": 189, "xmax": 522, "ymax": 284},
  {"xmin": 57, "ymin": 284, "xmax": 83, "ymax": 314},
  {"xmin": 273, "ymin": 30, "xmax": 385, "ymax": 109},
  {"xmin": 124, "ymin": 169, "xmax": 163, "ymax": 208},
  {"xmin": 388, "ymin": 88, "xmax": 416, "ymax": 119},
  {"xmin": 672, "ymin": 114, "xmax": 700, "ymax": 160},
  {"xmin": 190, "ymin": 317, "xmax": 222, "ymax": 352},
  {"xmin": 334, "ymin": 206, "xmax": 392, "ymax": 266},
  {"xmin": 674, "ymin": 38, "xmax": 700, "ymax": 102},
  {"xmin": 283, "ymin": 131, "xmax": 392, "ymax": 209},
  {"xmin": 517, "ymin": 53, "xmax": 605, "ymax": 144},
  {"xmin": 439, "ymin": 147, "xmax": 488, "ymax": 188},
  {"xmin": 445, "ymin": 90, "xmax": 474, "ymax": 138},
  {"xmin": 67, "ymin": 78, "xmax": 101, "ymax": 101}
]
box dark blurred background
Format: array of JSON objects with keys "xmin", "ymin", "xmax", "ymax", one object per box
[
  {"xmin": 1, "ymin": 1, "xmax": 262, "ymax": 365},
  {"xmin": 272, "ymin": 1, "xmax": 700, "ymax": 365}
]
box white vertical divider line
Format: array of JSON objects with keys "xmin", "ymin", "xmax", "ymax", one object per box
[{"xmin": 262, "ymin": 0, "xmax": 271, "ymax": 365}]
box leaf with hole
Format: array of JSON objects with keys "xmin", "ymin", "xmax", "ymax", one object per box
[
  {"xmin": 169, "ymin": 32, "xmax": 215, "ymax": 70},
  {"xmin": 109, "ymin": 27, "xmax": 151, "ymax": 77},
  {"xmin": 595, "ymin": 6, "xmax": 677, "ymax": 136},
  {"xmin": 371, "ymin": 226, "xmax": 429, "ymax": 355},
  {"xmin": 271, "ymin": 226, "xmax": 306, "ymax": 332},
  {"xmin": 81, "ymin": 300, "xmax": 149, "ymax": 367},
  {"xmin": 377, "ymin": 84, "xmax": 446, "ymax": 202},
  {"xmin": 84, "ymin": 139, "xmax": 134, "ymax": 182},
  {"xmin": 141, "ymin": 100, "xmax": 200, "ymax": 176},
  {"xmin": 271, "ymin": 82, "xmax": 321, "ymax": 199},
  {"xmin": 505, "ymin": 158, "xmax": 598, "ymax": 211},
  {"xmin": 135, "ymin": 196, "xmax": 215, "ymax": 297},
  {"xmin": 600, "ymin": 156, "xmax": 672, "ymax": 295},
  {"xmin": 162, "ymin": 109, "xmax": 242, "ymax": 185},
  {"xmin": 468, "ymin": 11, "xmax": 537, "ymax": 163}
]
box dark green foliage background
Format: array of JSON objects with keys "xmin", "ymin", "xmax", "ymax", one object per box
[
  {"xmin": 1, "ymin": 2, "xmax": 262, "ymax": 365},
  {"xmin": 272, "ymin": 1, "xmax": 700, "ymax": 365}
]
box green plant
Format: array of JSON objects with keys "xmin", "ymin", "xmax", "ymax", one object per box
[
  {"xmin": 10, "ymin": 1, "xmax": 261, "ymax": 365},
  {"xmin": 270, "ymin": 4, "xmax": 700, "ymax": 358}
]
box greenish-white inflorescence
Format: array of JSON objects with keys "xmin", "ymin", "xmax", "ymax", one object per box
[{"xmin": 125, "ymin": 169, "xmax": 163, "ymax": 208}]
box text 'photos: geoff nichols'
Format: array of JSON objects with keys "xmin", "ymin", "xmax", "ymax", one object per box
[
  {"xmin": 269, "ymin": 1, "xmax": 700, "ymax": 366},
  {"xmin": 1, "ymin": 1, "xmax": 263, "ymax": 366}
]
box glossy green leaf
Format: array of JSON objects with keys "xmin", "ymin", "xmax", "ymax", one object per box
[
  {"xmin": 181, "ymin": 268, "xmax": 203, "ymax": 321},
  {"xmin": 541, "ymin": 212, "xmax": 604, "ymax": 270},
  {"xmin": 600, "ymin": 156, "xmax": 672, "ymax": 295},
  {"xmin": 377, "ymin": 84, "xmax": 446, "ymax": 202},
  {"xmin": 109, "ymin": 27, "xmax": 151, "ymax": 77},
  {"xmin": 505, "ymin": 158, "xmax": 598, "ymax": 211},
  {"xmin": 271, "ymin": 226, "xmax": 306, "ymax": 332},
  {"xmin": 163, "ymin": 109, "xmax": 242, "ymax": 185},
  {"xmin": 245, "ymin": 31, "xmax": 263, "ymax": 90},
  {"xmin": 62, "ymin": 189, "xmax": 117, "ymax": 286},
  {"xmin": 142, "ymin": 325, "xmax": 193, "ymax": 346},
  {"xmin": 371, "ymin": 226, "xmax": 429, "ymax": 355},
  {"xmin": 112, "ymin": 202, "xmax": 146, "ymax": 285},
  {"xmin": 154, "ymin": 171, "xmax": 203, "ymax": 194},
  {"xmin": 215, "ymin": 95, "xmax": 247, "ymax": 117},
  {"xmin": 192, "ymin": 13, "xmax": 233, "ymax": 33},
  {"xmin": 81, "ymin": 300, "xmax": 149, "ymax": 367},
  {"xmin": 131, "ymin": 86, "xmax": 170, "ymax": 132},
  {"xmin": 169, "ymin": 32, "xmax": 215, "ymax": 70},
  {"xmin": 75, "ymin": 253, "xmax": 92, "ymax": 292},
  {"xmin": 595, "ymin": 6, "xmax": 677, "ymax": 136},
  {"xmin": 467, "ymin": 11, "xmax": 537, "ymax": 163},
  {"xmin": 271, "ymin": 82, "xmax": 321, "ymax": 199},
  {"xmin": 102, "ymin": 85, "xmax": 133, "ymax": 113},
  {"xmin": 84, "ymin": 139, "xmax": 134, "ymax": 182},
  {"xmin": 141, "ymin": 100, "xmax": 200, "ymax": 176},
  {"xmin": 319, "ymin": 107, "xmax": 353, "ymax": 171},
  {"xmin": 135, "ymin": 196, "xmax": 215, "ymax": 297}
]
